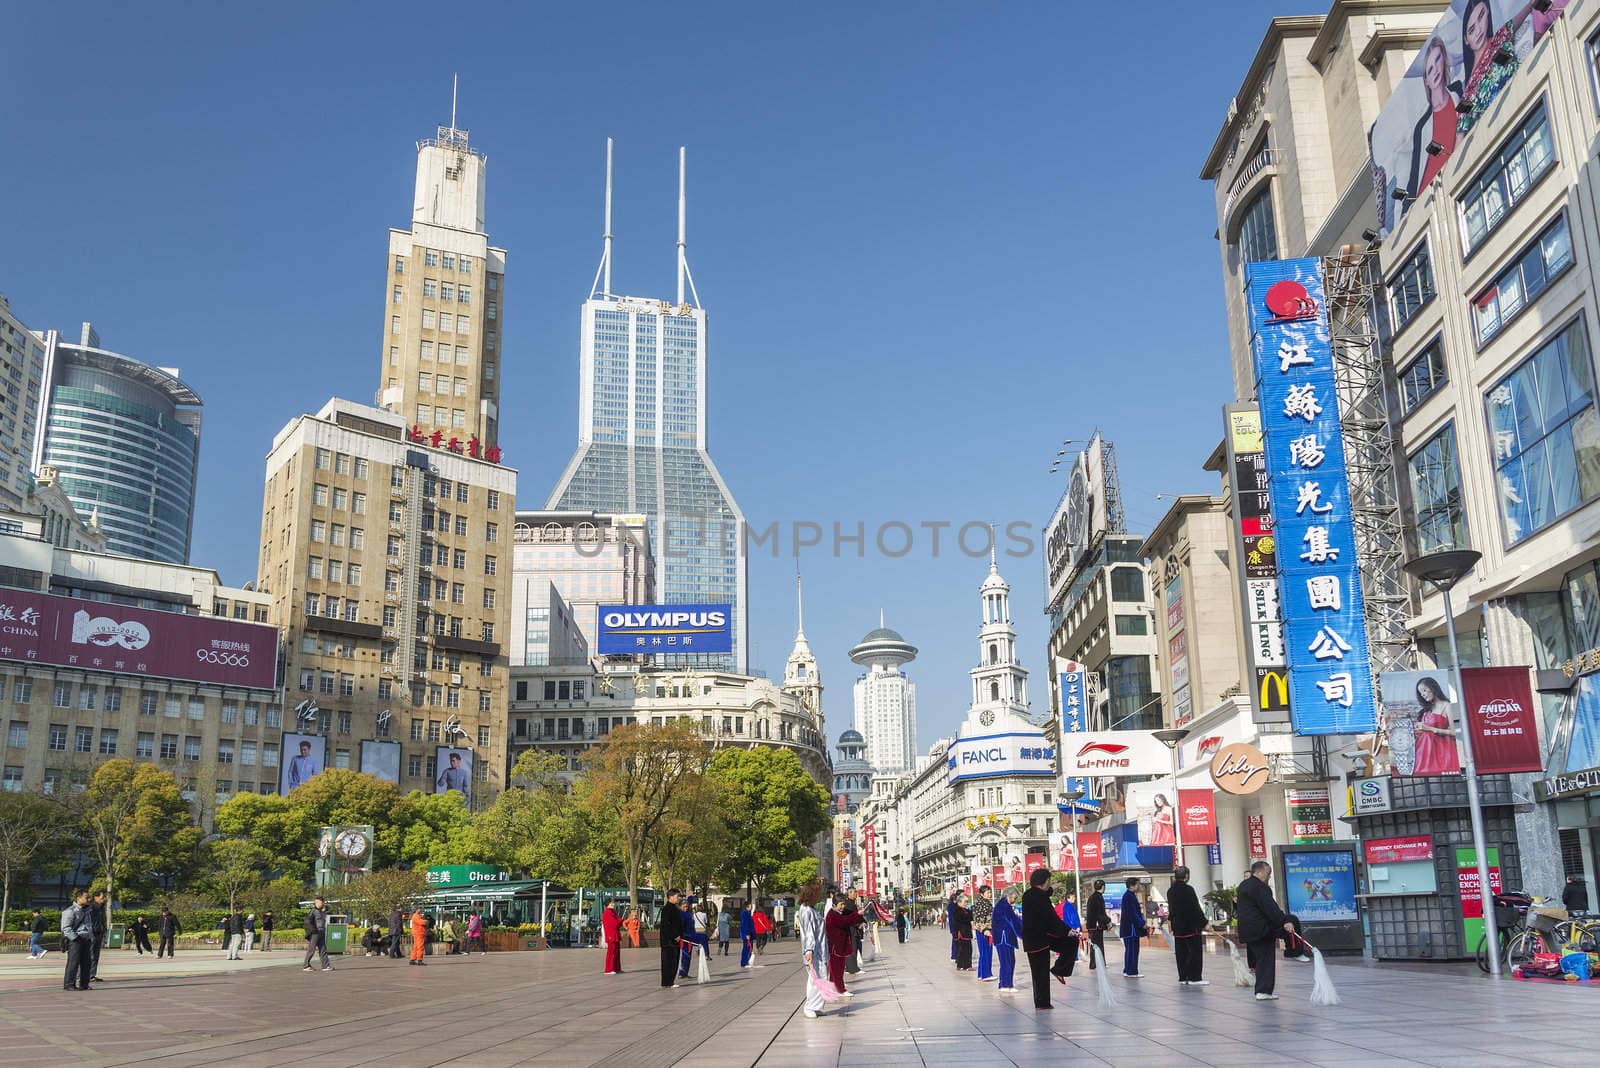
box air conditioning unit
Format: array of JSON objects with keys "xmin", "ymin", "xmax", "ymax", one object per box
[{"xmin": 450, "ymin": 673, "xmax": 463, "ymax": 685}]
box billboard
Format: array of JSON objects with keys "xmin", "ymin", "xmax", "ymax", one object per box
[
  {"xmin": 1125, "ymin": 781, "xmax": 1178, "ymax": 847},
  {"xmin": 281, "ymin": 733, "xmax": 326, "ymax": 794},
  {"xmin": 360, "ymin": 739, "xmax": 401, "ymax": 784},
  {"xmin": 1058, "ymin": 661, "xmax": 1091, "ymax": 795},
  {"xmin": 1060, "ymin": 730, "xmax": 1173, "ymax": 778},
  {"xmin": 1367, "ymin": 0, "xmax": 1572, "ymax": 238},
  {"xmin": 946, "ymin": 731, "xmax": 1055, "ymax": 784},
  {"xmin": 1379, "ymin": 670, "xmax": 1462, "ymax": 775},
  {"xmin": 596, "ymin": 604, "xmax": 732, "ymax": 655},
  {"xmin": 434, "ymin": 746, "xmax": 473, "ymax": 802},
  {"xmin": 1224, "ymin": 404, "xmax": 1291, "ymax": 726},
  {"xmin": 0, "ymin": 588, "xmax": 277, "ymax": 690},
  {"xmin": 1044, "ymin": 433, "xmax": 1114, "ymax": 616},
  {"xmin": 1247, "ymin": 259, "xmax": 1375, "ymax": 735},
  {"xmin": 1282, "ymin": 849, "xmax": 1358, "ymax": 923},
  {"xmin": 1460, "ymin": 666, "xmax": 1543, "ymax": 774}
]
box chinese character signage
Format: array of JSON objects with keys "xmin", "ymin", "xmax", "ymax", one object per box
[
  {"xmin": 406, "ymin": 425, "xmax": 503, "ymax": 464},
  {"xmin": 0, "ymin": 589, "xmax": 277, "ymax": 690},
  {"xmin": 1224, "ymin": 404, "xmax": 1291, "ymax": 726},
  {"xmin": 1286, "ymin": 786, "xmax": 1334, "ymax": 843},
  {"xmin": 1460, "ymin": 667, "xmax": 1543, "ymax": 774},
  {"xmin": 1282, "ymin": 848, "xmax": 1358, "ymax": 922},
  {"xmin": 864, "ymin": 824, "xmax": 878, "ymax": 897},
  {"xmin": 1248, "ymin": 814, "xmax": 1268, "ymax": 861},
  {"xmin": 1247, "ymin": 260, "xmax": 1375, "ymax": 735},
  {"xmin": 595, "ymin": 605, "xmax": 732, "ymax": 655},
  {"xmin": 1058, "ymin": 663, "xmax": 1091, "ymax": 795}
]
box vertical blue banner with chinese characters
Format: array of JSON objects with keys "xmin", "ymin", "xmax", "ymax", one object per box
[
  {"xmin": 1059, "ymin": 665, "xmax": 1091, "ymax": 796},
  {"xmin": 1246, "ymin": 258, "xmax": 1375, "ymax": 736}
]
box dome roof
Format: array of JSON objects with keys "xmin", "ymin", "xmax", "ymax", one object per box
[
  {"xmin": 980, "ymin": 567, "xmax": 1009, "ymax": 592},
  {"xmin": 859, "ymin": 626, "xmax": 906, "ymax": 645},
  {"xmin": 838, "ymin": 729, "xmax": 865, "ymax": 744}
]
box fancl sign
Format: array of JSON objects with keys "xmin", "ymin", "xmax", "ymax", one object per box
[
  {"xmin": 946, "ymin": 732, "xmax": 1056, "ymax": 785},
  {"xmin": 596, "ymin": 604, "xmax": 733, "ymax": 655},
  {"xmin": 425, "ymin": 865, "xmax": 511, "ymax": 887}
]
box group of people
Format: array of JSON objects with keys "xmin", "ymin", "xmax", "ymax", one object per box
[
  {"xmin": 938, "ymin": 861, "xmax": 1309, "ymax": 1008},
  {"xmin": 611, "ymin": 892, "xmax": 781, "ymax": 985}
]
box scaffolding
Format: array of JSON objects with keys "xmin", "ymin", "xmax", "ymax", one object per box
[{"xmin": 1322, "ymin": 249, "xmax": 1413, "ymax": 678}]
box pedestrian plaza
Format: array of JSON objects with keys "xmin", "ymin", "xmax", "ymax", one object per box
[{"xmin": 0, "ymin": 931, "xmax": 1595, "ymax": 1066}]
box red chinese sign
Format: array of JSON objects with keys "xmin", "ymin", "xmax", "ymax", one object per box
[
  {"xmin": 1076, "ymin": 832, "xmax": 1102, "ymax": 870},
  {"xmin": 1248, "ymin": 814, "xmax": 1268, "ymax": 861},
  {"xmin": 1364, "ymin": 835, "xmax": 1432, "ymax": 865},
  {"xmin": 863, "ymin": 824, "xmax": 878, "ymax": 897},
  {"xmin": 407, "ymin": 426, "xmax": 503, "ymax": 464},
  {"xmin": 1025, "ymin": 852, "xmax": 1046, "ymax": 880},
  {"xmin": 991, "ymin": 865, "xmax": 1008, "ymax": 892},
  {"xmin": 1458, "ymin": 857, "xmax": 1502, "ymax": 920},
  {"xmin": 1178, "ymin": 789, "xmax": 1218, "ymax": 844},
  {"xmin": 0, "ymin": 589, "xmax": 277, "ymax": 690},
  {"xmin": 1460, "ymin": 667, "xmax": 1543, "ymax": 774}
]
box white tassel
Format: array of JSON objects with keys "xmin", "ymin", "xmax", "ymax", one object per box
[
  {"xmin": 1307, "ymin": 944, "xmax": 1340, "ymax": 1005},
  {"xmin": 1230, "ymin": 941, "xmax": 1253, "ymax": 987},
  {"xmin": 1092, "ymin": 943, "xmax": 1119, "ymax": 1007},
  {"xmin": 697, "ymin": 942, "xmax": 711, "ymax": 984}
]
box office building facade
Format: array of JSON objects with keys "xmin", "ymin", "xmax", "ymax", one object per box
[{"xmin": 0, "ymin": 295, "xmax": 46, "ymax": 509}]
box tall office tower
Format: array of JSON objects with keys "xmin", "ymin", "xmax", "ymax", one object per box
[
  {"xmin": 35, "ymin": 323, "xmax": 201, "ymax": 564},
  {"xmin": 257, "ymin": 398, "xmax": 515, "ymax": 807},
  {"xmin": 546, "ymin": 142, "xmax": 748, "ymax": 672},
  {"xmin": 849, "ymin": 614, "xmax": 918, "ymax": 776},
  {"xmin": 0, "ymin": 295, "xmax": 47, "ymax": 509},
  {"xmin": 377, "ymin": 95, "xmax": 507, "ymax": 454}
]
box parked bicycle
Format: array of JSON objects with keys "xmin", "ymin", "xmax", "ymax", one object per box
[{"xmin": 1475, "ymin": 891, "xmax": 1600, "ymax": 973}]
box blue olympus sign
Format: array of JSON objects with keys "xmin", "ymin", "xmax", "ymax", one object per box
[
  {"xmin": 596, "ymin": 604, "xmax": 733, "ymax": 655},
  {"xmin": 1246, "ymin": 258, "xmax": 1375, "ymax": 735},
  {"xmin": 945, "ymin": 732, "xmax": 1056, "ymax": 785}
]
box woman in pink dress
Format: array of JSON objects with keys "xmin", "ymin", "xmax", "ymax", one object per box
[
  {"xmin": 1412, "ymin": 676, "xmax": 1461, "ymax": 775},
  {"xmin": 1149, "ymin": 794, "xmax": 1176, "ymax": 847}
]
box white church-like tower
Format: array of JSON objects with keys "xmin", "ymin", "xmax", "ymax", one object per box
[{"xmin": 969, "ymin": 549, "xmax": 1030, "ymax": 720}]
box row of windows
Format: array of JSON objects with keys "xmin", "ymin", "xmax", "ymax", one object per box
[
  {"xmin": 4, "ymin": 682, "xmax": 282, "ymax": 725},
  {"xmin": 312, "ymin": 449, "xmax": 370, "ymax": 478}
]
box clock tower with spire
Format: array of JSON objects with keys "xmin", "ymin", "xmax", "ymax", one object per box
[
  {"xmin": 969, "ymin": 547, "xmax": 1030, "ymax": 728},
  {"xmin": 783, "ymin": 573, "xmax": 822, "ymax": 717}
]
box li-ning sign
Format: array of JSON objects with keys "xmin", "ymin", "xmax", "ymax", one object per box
[{"xmin": 596, "ymin": 605, "xmax": 732, "ymax": 655}]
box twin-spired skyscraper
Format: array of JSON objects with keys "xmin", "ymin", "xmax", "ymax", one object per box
[{"xmin": 546, "ymin": 141, "xmax": 748, "ymax": 673}]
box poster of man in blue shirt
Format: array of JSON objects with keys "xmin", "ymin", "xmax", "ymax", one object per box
[
  {"xmin": 434, "ymin": 747, "xmax": 472, "ymax": 803},
  {"xmin": 281, "ymin": 733, "xmax": 325, "ymax": 795}
]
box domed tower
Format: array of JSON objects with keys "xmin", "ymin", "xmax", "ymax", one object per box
[
  {"xmin": 783, "ymin": 574, "xmax": 822, "ymax": 709},
  {"xmin": 832, "ymin": 728, "xmax": 872, "ymax": 813},
  {"xmin": 849, "ymin": 612, "xmax": 918, "ymax": 776},
  {"xmin": 970, "ymin": 549, "xmax": 1030, "ymax": 724}
]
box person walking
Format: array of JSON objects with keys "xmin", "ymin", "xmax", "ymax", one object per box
[
  {"xmin": 1564, "ymin": 875, "xmax": 1590, "ymax": 914},
  {"xmin": 824, "ymin": 893, "xmax": 864, "ymax": 997},
  {"xmin": 947, "ymin": 892, "xmax": 958, "ymax": 963},
  {"xmin": 1021, "ymin": 868, "xmax": 1074, "ymax": 1010},
  {"xmin": 1084, "ymin": 879, "xmax": 1110, "ymax": 970},
  {"xmin": 304, "ymin": 896, "xmax": 333, "ymax": 972},
  {"xmin": 1168, "ymin": 866, "xmax": 1209, "ymax": 986},
  {"xmin": 156, "ymin": 907, "xmax": 180, "ymax": 959},
  {"xmin": 973, "ymin": 885, "xmax": 995, "ymax": 982},
  {"xmin": 389, "ymin": 905, "xmax": 406, "ymax": 958},
  {"xmin": 659, "ymin": 889, "xmax": 685, "ymax": 988},
  {"xmin": 738, "ymin": 902, "xmax": 755, "ymax": 969},
  {"xmin": 261, "ymin": 911, "xmax": 275, "ymax": 951},
  {"xmin": 88, "ymin": 889, "xmax": 108, "ymax": 983},
  {"xmin": 716, "ymin": 904, "xmax": 731, "ymax": 956},
  {"xmin": 1119, "ymin": 877, "xmax": 1147, "ymax": 977},
  {"xmin": 991, "ymin": 885, "xmax": 1022, "ymax": 995},
  {"xmin": 29, "ymin": 909, "xmax": 49, "ymax": 959},
  {"xmin": 624, "ymin": 908, "xmax": 641, "ymax": 948},
  {"xmin": 467, "ymin": 912, "xmax": 486, "ymax": 955},
  {"xmin": 753, "ymin": 906, "xmax": 773, "ymax": 958},
  {"xmin": 1237, "ymin": 861, "xmax": 1295, "ymax": 1001},
  {"xmin": 895, "ymin": 907, "xmax": 908, "ymax": 944},
  {"xmin": 61, "ymin": 890, "xmax": 94, "ymax": 992},
  {"xmin": 131, "ymin": 915, "xmax": 154, "ymax": 956},
  {"xmin": 407, "ymin": 906, "xmax": 427, "ymax": 967},
  {"xmin": 951, "ymin": 893, "xmax": 974, "ymax": 970},
  {"xmin": 677, "ymin": 901, "xmax": 698, "ymax": 980},
  {"xmin": 243, "ymin": 913, "xmax": 257, "ymax": 953},
  {"xmin": 796, "ymin": 880, "xmax": 827, "ymax": 1018},
  {"xmin": 440, "ymin": 917, "xmax": 459, "ymax": 955},
  {"xmin": 601, "ymin": 899, "xmax": 622, "ymax": 974},
  {"xmin": 225, "ymin": 910, "xmax": 244, "ymax": 960}
]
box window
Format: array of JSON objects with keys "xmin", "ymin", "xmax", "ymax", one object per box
[
  {"xmin": 424, "ymin": 249, "xmax": 439, "ymax": 268},
  {"xmin": 484, "ymin": 555, "xmax": 496, "ymax": 576},
  {"xmin": 74, "ymin": 726, "xmax": 93, "ymax": 753},
  {"xmin": 453, "ymin": 549, "xmax": 466, "ymax": 569},
  {"xmin": 11, "ymin": 680, "xmax": 29, "ymax": 704},
  {"xmin": 391, "ymin": 315, "xmax": 400, "ymax": 334},
  {"xmin": 183, "ymin": 736, "xmax": 201, "ymax": 761},
  {"xmin": 485, "ymin": 521, "xmax": 498, "ymax": 542},
  {"xmin": 488, "ymin": 274, "xmax": 499, "ymax": 291},
  {"xmin": 1235, "ymin": 187, "xmax": 1278, "ymax": 265},
  {"xmin": 1399, "ymin": 338, "xmax": 1448, "ymax": 415},
  {"xmin": 48, "ymin": 724, "xmax": 66, "ymax": 751},
  {"xmin": 394, "ymin": 255, "xmax": 405, "ymax": 275},
  {"xmin": 354, "ymin": 458, "xmax": 368, "ymax": 479},
  {"xmin": 217, "ymin": 739, "xmax": 234, "ymax": 764},
  {"xmin": 392, "ymin": 286, "xmax": 403, "ymax": 304},
  {"xmin": 263, "ymin": 742, "xmax": 280, "ymax": 768},
  {"xmin": 78, "ymin": 686, "xmax": 95, "ymax": 710},
  {"xmin": 1114, "ymin": 614, "xmax": 1148, "ymax": 636},
  {"xmin": 244, "ymin": 702, "xmax": 259, "ymax": 726},
  {"xmin": 423, "ymin": 310, "xmax": 436, "ymax": 329},
  {"xmin": 160, "ymin": 734, "xmax": 178, "ymax": 759},
  {"xmin": 423, "ymin": 279, "xmax": 438, "ymax": 299},
  {"xmin": 221, "ymin": 701, "xmax": 238, "ymax": 724},
  {"xmin": 487, "ymin": 301, "xmax": 497, "ymax": 320},
  {"xmin": 267, "ymin": 704, "xmax": 283, "ymax": 728},
  {"xmin": 487, "ymin": 490, "xmax": 500, "ymax": 510},
  {"xmin": 1474, "ymin": 215, "xmax": 1576, "ymax": 344},
  {"xmin": 315, "ymin": 448, "xmax": 331, "ymax": 470},
  {"xmin": 136, "ymin": 732, "xmax": 154, "ymax": 758},
  {"xmin": 1414, "ymin": 422, "xmax": 1472, "ymax": 556},
  {"xmin": 328, "ymin": 560, "xmax": 343, "ymax": 583},
  {"xmin": 332, "ymin": 488, "xmax": 348, "ymax": 510},
  {"xmin": 438, "ymin": 313, "xmax": 453, "ymax": 332},
  {"xmin": 1110, "ymin": 566, "xmax": 1145, "ymax": 602},
  {"xmin": 428, "ymin": 719, "xmax": 441, "ymax": 741},
  {"xmin": 1387, "ymin": 241, "xmax": 1435, "ymax": 332},
  {"xmin": 310, "ymin": 520, "xmax": 326, "ymax": 542},
  {"xmin": 458, "ymin": 284, "xmax": 471, "ymax": 306},
  {"xmin": 482, "ymin": 589, "xmax": 495, "ymax": 609},
  {"xmin": 334, "ymin": 748, "xmax": 351, "ymax": 770},
  {"xmin": 441, "ymin": 283, "xmax": 454, "ymax": 302},
  {"xmin": 409, "ymin": 754, "xmax": 423, "ymax": 777},
  {"xmin": 164, "ymin": 697, "xmax": 181, "ymax": 718},
  {"xmin": 351, "ymin": 526, "xmax": 365, "ymax": 547},
  {"xmin": 52, "ymin": 683, "xmax": 70, "ymax": 708},
  {"xmin": 442, "ymin": 253, "xmax": 455, "ymax": 270},
  {"xmin": 307, "ymin": 556, "xmax": 323, "ymax": 579},
  {"xmin": 479, "ymin": 693, "xmax": 491, "ymax": 712},
  {"xmin": 188, "ymin": 699, "xmax": 204, "ymax": 720},
  {"xmin": 1462, "ymin": 103, "xmax": 1555, "ymax": 252},
  {"xmin": 1, "ymin": 766, "xmax": 20, "ymax": 792},
  {"xmin": 6, "ymin": 721, "xmax": 26, "ymax": 748},
  {"xmin": 1486, "ymin": 319, "xmax": 1599, "ymax": 545},
  {"xmin": 456, "ymin": 483, "xmax": 468, "ymax": 504},
  {"xmin": 312, "ymin": 483, "xmax": 329, "ymax": 506}
]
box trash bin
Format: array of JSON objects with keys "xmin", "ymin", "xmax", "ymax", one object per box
[
  {"xmin": 325, "ymin": 923, "xmax": 349, "ymax": 955},
  {"xmin": 107, "ymin": 924, "xmax": 126, "ymax": 949}
]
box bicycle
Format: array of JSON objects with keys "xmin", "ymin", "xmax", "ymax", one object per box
[{"xmin": 1474, "ymin": 893, "xmax": 1599, "ymax": 973}]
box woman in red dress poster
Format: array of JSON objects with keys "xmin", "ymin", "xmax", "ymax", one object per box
[
  {"xmin": 1149, "ymin": 794, "xmax": 1176, "ymax": 847},
  {"xmin": 1412, "ymin": 676, "xmax": 1462, "ymax": 775}
]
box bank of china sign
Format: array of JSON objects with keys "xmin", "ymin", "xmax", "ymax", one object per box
[
  {"xmin": 946, "ymin": 732, "xmax": 1056, "ymax": 785},
  {"xmin": 596, "ymin": 604, "xmax": 733, "ymax": 655}
]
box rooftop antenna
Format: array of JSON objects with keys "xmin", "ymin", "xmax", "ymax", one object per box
[
  {"xmin": 677, "ymin": 147, "xmax": 702, "ymax": 309},
  {"xmin": 590, "ymin": 138, "xmax": 615, "ymax": 300},
  {"xmin": 450, "ymin": 72, "xmax": 458, "ymax": 133},
  {"xmin": 795, "ymin": 566, "xmax": 805, "ymax": 638}
]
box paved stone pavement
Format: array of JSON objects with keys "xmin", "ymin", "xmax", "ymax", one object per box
[{"xmin": 0, "ymin": 931, "xmax": 1595, "ymax": 1066}]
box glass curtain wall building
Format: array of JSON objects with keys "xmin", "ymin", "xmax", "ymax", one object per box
[{"xmin": 33, "ymin": 325, "xmax": 201, "ymax": 564}]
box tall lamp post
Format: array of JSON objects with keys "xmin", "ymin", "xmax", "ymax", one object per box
[
  {"xmin": 1154, "ymin": 728, "xmax": 1190, "ymax": 869},
  {"xmin": 1403, "ymin": 549, "xmax": 1497, "ymax": 978},
  {"xmin": 1060, "ymin": 789, "xmax": 1086, "ymax": 906}
]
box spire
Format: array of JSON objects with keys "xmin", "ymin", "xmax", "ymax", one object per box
[
  {"xmin": 795, "ymin": 569, "xmax": 806, "ymax": 638},
  {"xmin": 879, "ymin": 608, "xmax": 885, "ymax": 628},
  {"xmin": 450, "ymin": 72, "xmax": 458, "ymax": 134},
  {"xmin": 989, "ymin": 528, "xmax": 998, "ymax": 573},
  {"xmin": 676, "ymin": 147, "xmax": 701, "ymax": 309},
  {"xmin": 590, "ymin": 138, "xmax": 615, "ymax": 300}
]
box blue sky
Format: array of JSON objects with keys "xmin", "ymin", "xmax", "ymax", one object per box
[{"xmin": 5, "ymin": 0, "xmax": 1290, "ymax": 749}]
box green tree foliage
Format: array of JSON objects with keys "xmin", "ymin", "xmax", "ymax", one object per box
[
  {"xmin": 201, "ymin": 838, "xmax": 272, "ymax": 914},
  {"xmin": 65, "ymin": 760, "xmax": 202, "ymax": 914},
  {"xmin": 648, "ymin": 768, "xmax": 733, "ymax": 899},
  {"xmin": 213, "ymin": 792, "xmax": 318, "ymax": 881},
  {"xmin": 709, "ymin": 747, "xmax": 830, "ymax": 898},
  {"xmin": 333, "ymin": 867, "xmax": 427, "ymax": 927},
  {"xmin": 215, "ymin": 769, "xmax": 412, "ymax": 880},
  {"xmin": 471, "ymin": 751, "xmax": 621, "ymax": 886},
  {"xmin": 399, "ymin": 790, "xmax": 474, "ymax": 866},
  {"xmin": 0, "ymin": 790, "xmax": 66, "ymax": 931}
]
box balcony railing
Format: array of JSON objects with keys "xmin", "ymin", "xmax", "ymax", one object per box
[{"xmin": 1222, "ymin": 146, "xmax": 1273, "ymax": 223}]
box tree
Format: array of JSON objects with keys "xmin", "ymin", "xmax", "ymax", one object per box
[
  {"xmin": 214, "ymin": 792, "xmax": 319, "ymax": 881},
  {"xmin": 280, "ymin": 770, "xmax": 413, "ymax": 867},
  {"xmin": 64, "ymin": 760, "xmax": 201, "ymax": 916},
  {"xmin": 471, "ymin": 751, "xmax": 621, "ymax": 885},
  {"xmin": 709, "ymin": 747, "xmax": 830, "ymax": 901},
  {"xmin": 0, "ymin": 791, "xmax": 63, "ymax": 931},
  {"xmin": 582, "ymin": 722, "xmax": 709, "ymax": 911},
  {"xmin": 647, "ymin": 769, "xmax": 732, "ymax": 900},
  {"xmin": 398, "ymin": 791, "xmax": 475, "ymax": 866},
  {"xmin": 335, "ymin": 867, "xmax": 426, "ymax": 927},
  {"xmin": 202, "ymin": 838, "xmax": 271, "ymax": 914}
]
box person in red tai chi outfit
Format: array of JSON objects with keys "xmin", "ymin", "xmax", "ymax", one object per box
[
  {"xmin": 601, "ymin": 897, "xmax": 622, "ymax": 974},
  {"xmin": 824, "ymin": 893, "xmax": 865, "ymax": 997}
]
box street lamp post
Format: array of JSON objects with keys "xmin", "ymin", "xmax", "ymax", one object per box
[
  {"xmin": 1061, "ymin": 789, "xmax": 1085, "ymax": 907},
  {"xmin": 1404, "ymin": 549, "xmax": 1497, "ymax": 978},
  {"xmin": 1154, "ymin": 728, "xmax": 1190, "ymax": 871}
]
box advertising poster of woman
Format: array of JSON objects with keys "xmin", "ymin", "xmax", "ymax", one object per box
[{"xmin": 1126, "ymin": 782, "xmax": 1177, "ymax": 846}]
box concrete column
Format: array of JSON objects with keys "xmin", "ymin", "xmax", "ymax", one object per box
[
  {"xmin": 1483, "ymin": 596, "xmax": 1564, "ymax": 892},
  {"xmin": 1261, "ymin": 786, "xmax": 1292, "ymax": 858},
  {"xmin": 1215, "ymin": 801, "xmax": 1249, "ymax": 891}
]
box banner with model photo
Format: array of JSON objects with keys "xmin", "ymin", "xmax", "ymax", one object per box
[
  {"xmin": 434, "ymin": 746, "xmax": 473, "ymax": 802},
  {"xmin": 360, "ymin": 739, "xmax": 401, "ymax": 784},
  {"xmin": 1126, "ymin": 783, "xmax": 1219, "ymax": 847},
  {"xmin": 1367, "ymin": 0, "xmax": 1571, "ymax": 238},
  {"xmin": 280, "ymin": 733, "xmax": 326, "ymax": 795},
  {"xmin": 1379, "ymin": 670, "xmax": 1462, "ymax": 776}
]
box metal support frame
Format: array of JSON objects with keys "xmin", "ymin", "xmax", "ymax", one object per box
[{"xmin": 1322, "ymin": 250, "xmax": 1413, "ymax": 679}]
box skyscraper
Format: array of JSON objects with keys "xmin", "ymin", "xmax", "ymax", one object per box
[
  {"xmin": 377, "ymin": 91, "xmax": 507, "ymax": 455},
  {"xmin": 0, "ymin": 294, "xmax": 48, "ymax": 509},
  {"xmin": 546, "ymin": 141, "xmax": 747, "ymax": 671},
  {"xmin": 849, "ymin": 614, "xmax": 917, "ymax": 777}
]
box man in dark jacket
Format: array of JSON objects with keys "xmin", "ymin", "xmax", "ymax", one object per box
[
  {"xmin": 659, "ymin": 889, "xmax": 684, "ymax": 988},
  {"xmin": 131, "ymin": 915, "xmax": 154, "ymax": 955},
  {"xmin": 29, "ymin": 909, "xmax": 48, "ymax": 959},
  {"xmin": 1563, "ymin": 875, "xmax": 1589, "ymax": 914},
  {"xmin": 1237, "ymin": 861, "xmax": 1294, "ymax": 1000},
  {"xmin": 61, "ymin": 890, "xmax": 94, "ymax": 991},
  {"xmin": 261, "ymin": 910, "xmax": 275, "ymax": 951},
  {"xmin": 389, "ymin": 905, "xmax": 406, "ymax": 958},
  {"xmin": 157, "ymin": 907, "xmax": 180, "ymax": 958},
  {"xmin": 303, "ymin": 896, "xmax": 331, "ymax": 972},
  {"xmin": 1118, "ymin": 877, "xmax": 1147, "ymax": 977},
  {"xmin": 1167, "ymin": 866, "xmax": 1209, "ymax": 985},
  {"xmin": 1084, "ymin": 879, "xmax": 1110, "ymax": 970},
  {"xmin": 1020, "ymin": 868, "xmax": 1075, "ymax": 1010},
  {"xmin": 88, "ymin": 890, "xmax": 108, "ymax": 982}
]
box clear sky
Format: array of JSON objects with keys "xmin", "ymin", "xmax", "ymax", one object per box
[{"xmin": 6, "ymin": 0, "xmax": 1292, "ymax": 751}]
